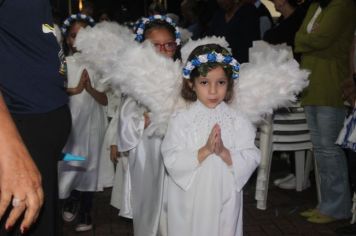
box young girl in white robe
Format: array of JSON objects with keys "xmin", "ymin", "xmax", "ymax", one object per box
[
  {"xmin": 97, "ymin": 89, "xmax": 122, "ymax": 191},
  {"xmin": 116, "ymin": 15, "xmax": 181, "ymax": 236},
  {"xmin": 161, "ymin": 44, "xmax": 261, "ymax": 236},
  {"xmin": 58, "ymin": 14, "xmax": 108, "ymax": 232}
]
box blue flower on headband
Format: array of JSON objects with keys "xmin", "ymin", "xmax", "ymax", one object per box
[
  {"xmin": 207, "ymin": 53, "xmax": 217, "ymax": 62},
  {"xmin": 183, "ymin": 51, "xmax": 240, "ymax": 80},
  {"xmin": 136, "ymin": 34, "xmax": 144, "ymax": 42},
  {"xmin": 223, "ymin": 55, "xmax": 233, "ymax": 64},
  {"xmin": 61, "ymin": 13, "xmax": 95, "ymax": 35},
  {"xmin": 134, "ymin": 15, "xmax": 181, "ymax": 46},
  {"xmin": 191, "ymin": 58, "xmax": 201, "ymax": 67},
  {"xmin": 183, "ymin": 68, "xmax": 191, "ymax": 78}
]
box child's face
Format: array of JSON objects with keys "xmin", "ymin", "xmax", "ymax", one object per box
[
  {"xmin": 191, "ymin": 66, "xmax": 228, "ymax": 109},
  {"xmin": 145, "ymin": 28, "xmax": 177, "ymax": 59},
  {"xmin": 66, "ymin": 21, "xmax": 86, "ymax": 53}
]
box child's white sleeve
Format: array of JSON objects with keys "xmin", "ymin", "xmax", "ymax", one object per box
[
  {"xmin": 117, "ymin": 96, "xmax": 145, "ymax": 152},
  {"xmin": 66, "ymin": 56, "xmax": 85, "ymax": 88},
  {"xmin": 161, "ymin": 114, "xmax": 200, "ymax": 191},
  {"xmin": 106, "ymin": 110, "xmax": 119, "ymax": 147},
  {"xmin": 229, "ymin": 118, "xmax": 261, "ymax": 192}
]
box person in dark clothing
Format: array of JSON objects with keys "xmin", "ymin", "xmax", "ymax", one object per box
[
  {"xmin": 181, "ymin": 0, "xmax": 217, "ymax": 40},
  {"xmin": 0, "ymin": 0, "xmax": 71, "ymax": 235},
  {"xmin": 334, "ymin": 32, "xmax": 356, "ymax": 236},
  {"xmin": 244, "ymin": 0, "xmax": 274, "ymax": 38},
  {"xmin": 264, "ymin": 0, "xmax": 311, "ymax": 61},
  {"xmin": 208, "ymin": 0, "xmax": 260, "ymax": 63}
]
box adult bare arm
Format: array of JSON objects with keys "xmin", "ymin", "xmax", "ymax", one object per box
[{"xmin": 0, "ymin": 93, "xmax": 44, "ymax": 233}]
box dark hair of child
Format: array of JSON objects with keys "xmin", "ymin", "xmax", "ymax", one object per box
[
  {"xmin": 62, "ymin": 20, "xmax": 89, "ymax": 56},
  {"xmin": 141, "ymin": 20, "xmax": 182, "ymax": 61},
  {"xmin": 181, "ymin": 44, "xmax": 235, "ymax": 103}
]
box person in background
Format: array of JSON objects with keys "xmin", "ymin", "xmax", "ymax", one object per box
[
  {"xmin": 264, "ymin": 0, "xmax": 311, "ymax": 60},
  {"xmin": 208, "ymin": 0, "xmax": 260, "ymax": 63},
  {"xmin": 244, "ymin": 0, "xmax": 274, "ymax": 38},
  {"xmin": 96, "ymin": 9, "xmax": 112, "ymax": 22},
  {"xmin": 181, "ymin": 0, "xmax": 216, "ymax": 40},
  {"xmin": 148, "ymin": 2, "xmax": 167, "ymax": 16},
  {"xmin": 0, "ymin": 0, "xmax": 71, "ymax": 235},
  {"xmin": 334, "ymin": 31, "xmax": 356, "ymax": 236},
  {"xmin": 295, "ymin": 0, "xmax": 356, "ymax": 224}
]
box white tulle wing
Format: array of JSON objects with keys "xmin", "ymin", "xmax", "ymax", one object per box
[
  {"xmin": 75, "ymin": 27, "xmax": 309, "ymax": 134},
  {"xmin": 74, "ymin": 22, "xmax": 182, "ymax": 137},
  {"xmin": 105, "ymin": 41, "xmax": 182, "ymax": 137},
  {"xmin": 75, "ymin": 21, "xmax": 136, "ymax": 76},
  {"xmin": 232, "ymin": 41, "xmax": 310, "ymax": 124}
]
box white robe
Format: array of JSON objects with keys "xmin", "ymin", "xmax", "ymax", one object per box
[
  {"xmin": 109, "ymin": 93, "xmax": 133, "ymax": 218},
  {"xmin": 161, "ymin": 101, "xmax": 261, "ymax": 236},
  {"xmin": 97, "ymin": 90, "xmax": 123, "ymax": 191},
  {"xmin": 58, "ymin": 56, "xmax": 107, "ymax": 199},
  {"xmin": 117, "ymin": 96, "xmax": 165, "ymax": 236}
]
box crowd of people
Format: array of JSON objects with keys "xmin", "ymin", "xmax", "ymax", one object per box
[{"xmin": 0, "ymin": 0, "xmax": 355, "ymax": 235}]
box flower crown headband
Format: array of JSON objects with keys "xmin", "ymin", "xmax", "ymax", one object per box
[
  {"xmin": 183, "ymin": 51, "xmax": 240, "ymax": 80},
  {"xmin": 61, "ymin": 13, "xmax": 95, "ymax": 35},
  {"xmin": 134, "ymin": 15, "xmax": 181, "ymax": 46}
]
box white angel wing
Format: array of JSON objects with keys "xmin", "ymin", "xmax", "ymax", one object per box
[
  {"xmin": 75, "ymin": 21, "xmax": 182, "ymax": 137},
  {"xmin": 231, "ymin": 41, "xmax": 310, "ymax": 124},
  {"xmin": 74, "ymin": 21, "xmax": 135, "ymax": 76},
  {"xmin": 105, "ymin": 41, "xmax": 182, "ymax": 137}
]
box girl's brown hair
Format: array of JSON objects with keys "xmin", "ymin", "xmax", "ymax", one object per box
[{"xmin": 181, "ymin": 44, "xmax": 235, "ymax": 102}]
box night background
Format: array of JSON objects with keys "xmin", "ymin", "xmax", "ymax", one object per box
[{"xmin": 50, "ymin": 0, "xmax": 186, "ymax": 23}]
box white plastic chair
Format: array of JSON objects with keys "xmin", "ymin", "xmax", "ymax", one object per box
[{"xmin": 254, "ymin": 105, "xmax": 321, "ymax": 210}]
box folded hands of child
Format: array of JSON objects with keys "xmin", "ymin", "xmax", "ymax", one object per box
[{"xmin": 198, "ymin": 124, "xmax": 232, "ymax": 166}]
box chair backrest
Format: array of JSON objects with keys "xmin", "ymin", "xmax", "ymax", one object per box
[{"xmin": 256, "ymin": 105, "xmax": 312, "ymax": 151}]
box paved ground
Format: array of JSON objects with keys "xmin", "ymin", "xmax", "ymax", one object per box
[{"xmin": 63, "ymin": 156, "xmax": 353, "ymax": 236}]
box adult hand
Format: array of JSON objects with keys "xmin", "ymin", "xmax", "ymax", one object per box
[
  {"xmin": 341, "ymin": 78, "xmax": 356, "ymax": 107},
  {"xmin": 0, "ymin": 96, "xmax": 44, "ymax": 234}
]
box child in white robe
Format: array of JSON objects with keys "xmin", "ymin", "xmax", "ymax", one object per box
[
  {"xmin": 161, "ymin": 44, "xmax": 261, "ymax": 236},
  {"xmin": 116, "ymin": 15, "xmax": 181, "ymax": 236},
  {"xmin": 97, "ymin": 89, "xmax": 122, "ymax": 191},
  {"xmin": 58, "ymin": 14, "xmax": 108, "ymax": 232}
]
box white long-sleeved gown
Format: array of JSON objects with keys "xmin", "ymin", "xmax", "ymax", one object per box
[
  {"xmin": 117, "ymin": 96, "xmax": 165, "ymax": 236},
  {"xmin": 58, "ymin": 56, "xmax": 107, "ymax": 199},
  {"xmin": 161, "ymin": 101, "xmax": 261, "ymax": 236}
]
